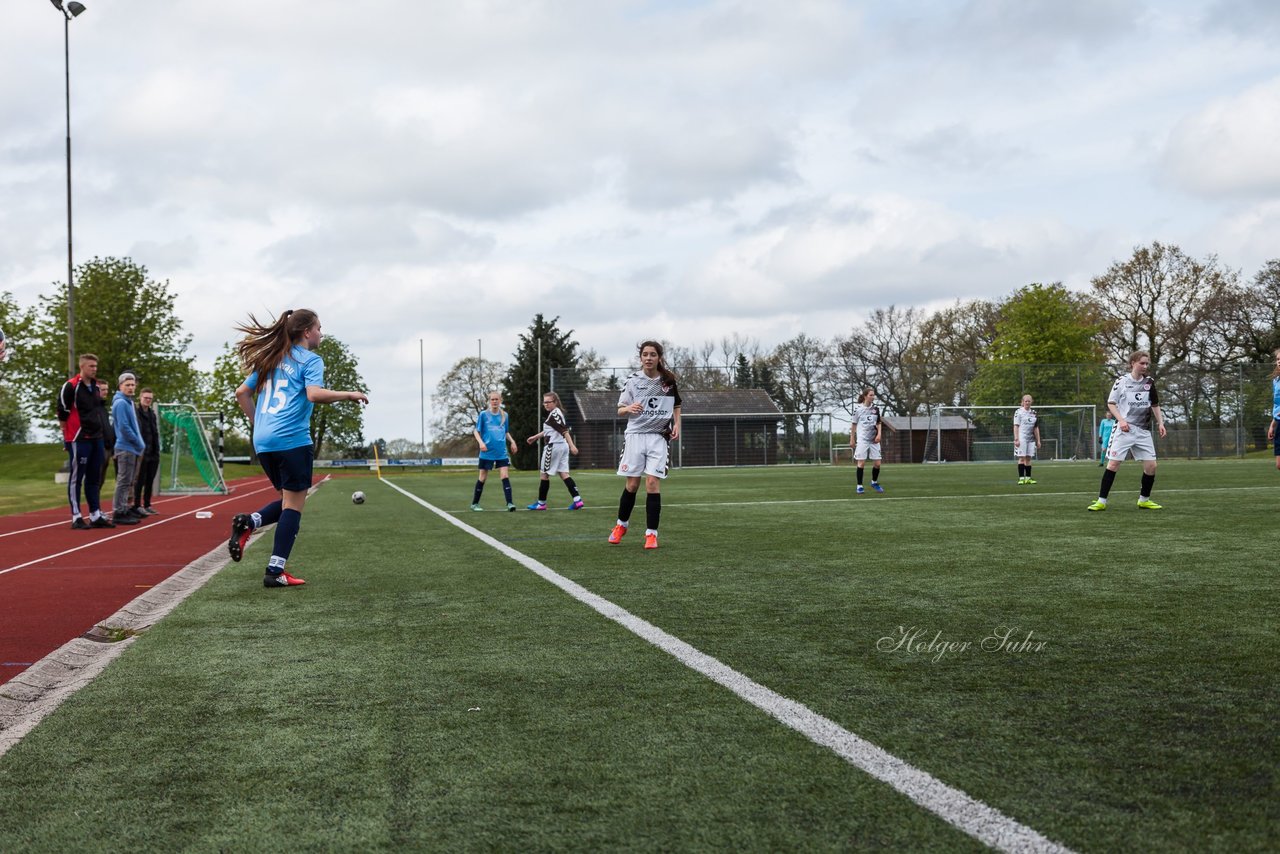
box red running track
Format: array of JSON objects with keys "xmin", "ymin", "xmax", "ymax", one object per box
[{"xmin": 0, "ymin": 476, "xmax": 279, "ymax": 686}]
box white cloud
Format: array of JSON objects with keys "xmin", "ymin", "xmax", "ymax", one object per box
[{"xmin": 1160, "ymin": 76, "xmax": 1280, "ymax": 198}]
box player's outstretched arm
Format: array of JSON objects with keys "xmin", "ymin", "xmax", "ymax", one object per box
[{"xmin": 306, "ymin": 386, "xmax": 368, "ymax": 405}]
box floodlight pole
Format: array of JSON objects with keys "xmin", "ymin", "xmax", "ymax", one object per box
[{"xmin": 53, "ymin": 0, "xmax": 88, "ymax": 376}]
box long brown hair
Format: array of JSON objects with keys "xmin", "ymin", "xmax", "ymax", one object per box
[
  {"xmin": 638, "ymin": 340, "xmax": 678, "ymax": 387},
  {"xmin": 1272, "ymin": 348, "xmax": 1280, "ymax": 380},
  {"xmin": 235, "ymin": 309, "xmax": 318, "ymax": 382},
  {"xmin": 858, "ymin": 387, "xmax": 875, "ymax": 405}
]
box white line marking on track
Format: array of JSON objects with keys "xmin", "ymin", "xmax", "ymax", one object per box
[
  {"xmin": 0, "ymin": 485, "xmax": 278, "ymax": 577},
  {"xmin": 380, "ymin": 477, "xmax": 1075, "ymax": 854}
]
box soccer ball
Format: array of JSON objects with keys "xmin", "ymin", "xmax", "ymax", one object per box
[{"xmin": 352, "ymin": 491, "xmax": 365, "ymax": 505}]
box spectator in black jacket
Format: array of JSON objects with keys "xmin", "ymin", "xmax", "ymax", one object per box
[
  {"xmin": 95, "ymin": 378, "xmax": 116, "ymax": 490},
  {"xmin": 58, "ymin": 353, "xmax": 113, "ymax": 529},
  {"xmin": 132, "ymin": 387, "xmax": 161, "ymax": 515}
]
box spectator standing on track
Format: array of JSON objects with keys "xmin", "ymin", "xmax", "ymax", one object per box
[
  {"xmin": 110, "ymin": 372, "xmax": 145, "ymax": 526},
  {"xmin": 57, "ymin": 354, "xmax": 112, "ymax": 529},
  {"xmin": 95, "ymin": 378, "xmax": 116, "ymax": 488},
  {"xmin": 227, "ymin": 308, "xmax": 369, "ymax": 588},
  {"xmin": 132, "ymin": 387, "xmax": 161, "ymax": 515}
]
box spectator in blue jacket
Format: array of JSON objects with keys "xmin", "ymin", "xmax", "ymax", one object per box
[{"xmin": 110, "ymin": 372, "xmax": 146, "ymax": 525}]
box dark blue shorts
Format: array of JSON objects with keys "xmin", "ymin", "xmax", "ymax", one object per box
[
  {"xmin": 259, "ymin": 446, "xmax": 315, "ymax": 492},
  {"xmin": 1274, "ymin": 420, "xmax": 1280, "ymax": 455},
  {"xmin": 478, "ymin": 457, "xmax": 510, "ymax": 471}
]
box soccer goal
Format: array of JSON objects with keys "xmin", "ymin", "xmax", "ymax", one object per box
[
  {"xmin": 921, "ymin": 405, "xmax": 1097, "ymax": 463},
  {"xmin": 157, "ymin": 403, "xmax": 228, "ymax": 494}
]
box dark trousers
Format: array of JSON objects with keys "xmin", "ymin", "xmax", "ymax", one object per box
[
  {"xmin": 68, "ymin": 438, "xmax": 105, "ymax": 517},
  {"xmin": 134, "ymin": 456, "xmax": 160, "ymax": 507}
]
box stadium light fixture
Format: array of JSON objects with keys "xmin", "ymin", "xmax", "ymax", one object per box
[{"xmin": 51, "ymin": 0, "xmax": 87, "ymax": 376}]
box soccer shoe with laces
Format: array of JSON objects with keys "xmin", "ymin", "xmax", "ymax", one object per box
[
  {"xmin": 608, "ymin": 524, "xmax": 627, "ymax": 544},
  {"xmin": 1136, "ymin": 498, "xmax": 1163, "ymax": 510},
  {"xmin": 569, "ymin": 498, "xmax": 585, "ymax": 510},
  {"xmin": 71, "ymin": 518, "xmax": 91, "ymax": 530},
  {"xmin": 1086, "ymin": 500, "xmax": 1107, "ymax": 511},
  {"xmin": 228, "ymin": 513, "xmax": 253, "ymax": 562},
  {"xmin": 470, "ymin": 504, "xmax": 484, "ymax": 511},
  {"xmin": 856, "ymin": 485, "xmax": 865, "ymax": 494},
  {"xmin": 1024, "ymin": 478, "xmax": 1037, "ymax": 484},
  {"xmin": 527, "ymin": 502, "xmax": 547, "ymax": 510},
  {"xmin": 872, "ymin": 483, "xmax": 884, "ymax": 493},
  {"xmin": 644, "ymin": 533, "xmax": 658, "ymax": 550},
  {"xmin": 263, "ymin": 571, "xmax": 306, "ymax": 588}
]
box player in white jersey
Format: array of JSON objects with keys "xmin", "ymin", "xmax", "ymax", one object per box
[
  {"xmin": 850, "ymin": 387, "xmax": 885, "ymax": 493},
  {"xmin": 608, "ymin": 341, "xmax": 682, "ymax": 550},
  {"xmin": 1013, "ymin": 394, "xmax": 1041, "ymax": 484},
  {"xmin": 1088, "ymin": 350, "xmax": 1167, "ymax": 511},
  {"xmin": 525, "ymin": 391, "xmax": 584, "ymax": 511}
]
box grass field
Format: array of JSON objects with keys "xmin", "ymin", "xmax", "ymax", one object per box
[
  {"xmin": 0, "ymin": 443, "xmax": 69, "ymax": 516},
  {"xmin": 1, "ymin": 459, "xmax": 1276, "ymax": 851}
]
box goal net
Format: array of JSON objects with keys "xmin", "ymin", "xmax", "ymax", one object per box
[
  {"xmin": 157, "ymin": 403, "xmax": 228, "ymax": 494},
  {"xmin": 921, "ymin": 405, "xmax": 1097, "ymax": 463}
]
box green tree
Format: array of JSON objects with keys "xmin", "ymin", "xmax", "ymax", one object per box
[
  {"xmin": 194, "ymin": 344, "xmax": 254, "ymax": 447},
  {"xmin": 310, "ymin": 336, "xmax": 367, "ymax": 457},
  {"xmin": 18, "ymin": 257, "xmax": 197, "ymax": 425},
  {"xmin": 970, "ymin": 283, "xmax": 1106, "ymax": 408},
  {"xmin": 0, "ymin": 292, "xmax": 30, "ymax": 442},
  {"xmin": 503, "ymin": 315, "xmax": 583, "ymax": 469}
]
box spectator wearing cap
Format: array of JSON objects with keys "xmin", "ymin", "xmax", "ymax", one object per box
[{"xmin": 110, "ymin": 372, "xmax": 146, "ymax": 525}]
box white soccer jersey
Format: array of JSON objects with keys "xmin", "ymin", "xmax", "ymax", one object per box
[
  {"xmin": 618, "ymin": 371, "xmax": 682, "ymax": 436},
  {"xmin": 1013, "ymin": 407, "xmax": 1038, "ymax": 444},
  {"xmin": 852, "ymin": 403, "xmax": 881, "ymax": 443},
  {"xmin": 1108, "ymin": 373, "xmax": 1159, "ymax": 430},
  {"xmin": 542, "ymin": 407, "xmax": 571, "ymax": 446}
]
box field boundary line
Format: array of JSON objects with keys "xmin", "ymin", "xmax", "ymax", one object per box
[
  {"xmin": 380, "ymin": 477, "xmax": 1075, "ymax": 854},
  {"xmin": 0, "ymin": 485, "xmax": 277, "ymax": 577}
]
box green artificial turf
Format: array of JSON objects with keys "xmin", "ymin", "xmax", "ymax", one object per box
[{"xmin": 1, "ymin": 460, "xmax": 1276, "ymax": 851}]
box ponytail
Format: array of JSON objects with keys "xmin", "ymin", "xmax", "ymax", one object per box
[{"xmin": 235, "ymin": 308, "xmax": 318, "ymax": 383}]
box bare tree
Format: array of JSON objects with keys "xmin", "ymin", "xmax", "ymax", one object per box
[
  {"xmin": 829, "ymin": 305, "xmax": 928, "ymax": 416},
  {"xmin": 432, "ymin": 356, "xmax": 506, "ymax": 445},
  {"xmin": 905, "ymin": 299, "xmax": 999, "ymax": 407},
  {"xmin": 769, "ymin": 333, "xmax": 830, "ymax": 439}
]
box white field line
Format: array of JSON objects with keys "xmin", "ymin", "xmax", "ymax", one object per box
[
  {"xmin": 0, "ymin": 495, "xmax": 196, "ymax": 541},
  {"xmin": 380, "ymin": 477, "xmax": 1075, "ymax": 854},
  {"xmin": 0, "ymin": 485, "xmax": 278, "ymax": 577}
]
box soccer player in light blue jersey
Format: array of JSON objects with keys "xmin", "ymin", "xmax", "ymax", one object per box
[
  {"xmin": 472, "ymin": 390, "xmax": 519, "ymax": 510},
  {"xmin": 1267, "ymin": 348, "xmax": 1280, "ymax": 471},
  {"xmin": 227, "ymin": 309, "xmax": 368, "ymax": 587}
]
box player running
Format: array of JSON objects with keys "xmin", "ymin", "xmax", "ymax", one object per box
[
  {"xmin": 525, "ymin": 391, "xmax": 584, "ymax": 510},
  {"xmin": 608, "ymin": 341, "xmax": 682, "ymax": 549},
  {"xmin": 227, "ymin": 309, "xmax": 369, "ymax": 587},
  {"xmin": 1087, "ymin": 350, "xmax": 1166, "ymax": 511},
  {"xmin": 851, "ymin": 387, "xmax": 885, "ymax": 493},
  {"xmin": 1014, "ymin": 394, "xmax": 1041, "ymax": 484}
]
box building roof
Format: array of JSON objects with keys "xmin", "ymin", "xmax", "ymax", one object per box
[
  {"xmin": 571, "ymin": 388, "xmax": 783, "ymax": 422},
  {"xmin": 883, "ymin": 415, "xmax": 973, "ymax": 431}
]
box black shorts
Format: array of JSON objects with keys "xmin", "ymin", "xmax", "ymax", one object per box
[
  {"xmin": 259, "ymin": 446, "xmax": 315, "ymax": 492},
  {"xmin": 1274, "ymin": 420, "xmax": 1280, "ymax": 456},
  {"xmin": 478, "ymin": 457, "xmax": 510, "ymax": 471}
]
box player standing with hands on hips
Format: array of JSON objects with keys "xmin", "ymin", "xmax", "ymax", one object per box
[
  {"xmin": 609, "ymin": 341, "xmax": 682, "ymax": 549},
  {"xmin": 1014, "ymin": 394, "xmax": 1041, "ymax": 484},
  {"xmin": 228, "ymin": 309, "xmax": 369, "ymax": 587},
  {"xmin": 851, "ymin": 387, "xmax": 885, "ymax": 493},
  {"xmin": 1088, "ymin": 350, "xmax": 1166, "ymax": 511}
]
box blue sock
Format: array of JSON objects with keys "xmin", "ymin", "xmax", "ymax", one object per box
[
  {"xmin": 267, "ymin": 509, "xmax": 301, "ymax": 574},
  {"xmin": 502, "ymin": 478, "xmax": 512, "ymax": 504},
  {"xmin": 254, "ymin": 500, "xmax": 283, "ymax": 529}
]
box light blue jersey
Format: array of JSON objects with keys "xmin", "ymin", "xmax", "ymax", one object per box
[
  {"xmin": 246, "ymin": 345, "xmax": 325, "ymax": 453},
  {"xmin": 475, "ymin": 409, "xmax": 510, "ymax": 461},
  {"xmin": 1272, "ymin": 376, "xmax": 1280, "ymax": 419}
]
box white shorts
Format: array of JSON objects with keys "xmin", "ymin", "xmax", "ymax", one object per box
[
  {"xmin": 618, "ymin": 432, "xmax": 671, "ymax": 479},
  {"xmin": 853, "ymin": 440, "xmax": 881, "ymax": 461},
  {"xmin": 541, "ymin": 442, "xmax": 570, "ymax": 476},
  {"xmin": 1106, "ymin": 426, "xmax": 1157, "ymax": 461},
  {"xmin": 1013, "ymin": 441, "xmax": 1037, "ymax": 460}
]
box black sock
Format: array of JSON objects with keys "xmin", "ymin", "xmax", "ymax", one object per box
[
  {"xmin": 646, "ymin": 492, "xmax": 661, "ymax": 531},
  {"xmin": 1099, "ymin": 468, "xmax": 1117, "ymax": 499},
  {"xmin": 472, "ymin": 480, "xmax": 484, "ymax": 504},
  {"xmin": 1025, "ymin": 465, "xmax": 1031, "ymax": 479},
  {"xmin": 502, "ymin": 478, "xmax": 512, "ymax": 504},
  {"xmin": 1140, "ymin": 472, "xmax": 1155, "ymax": 498},
  {"xmin": 872, "ymin": 466, "xmax": 880, "ymax": 483},
  {"xmin": 857, "ymin": 467, "xmax": 864, "ymax": 485},
  {"xmin": 563, "ymin": 477, "xmax": 579, "ymax": 498},
  {"xmin": 618, "ymin": 489, "xmax": 637, "ymax": 523},
  {"xmin": 1018, "ymin": 463, "xmax": 1026, "ymax": 478},
  {"xmin": 538, "ymin": 479, "xmax": 550, "ymax": 503}
]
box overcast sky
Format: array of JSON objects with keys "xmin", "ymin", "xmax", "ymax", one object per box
[{"xmin": 3, "ymin": 0, "xmax": 1279, "ymax": 442}]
